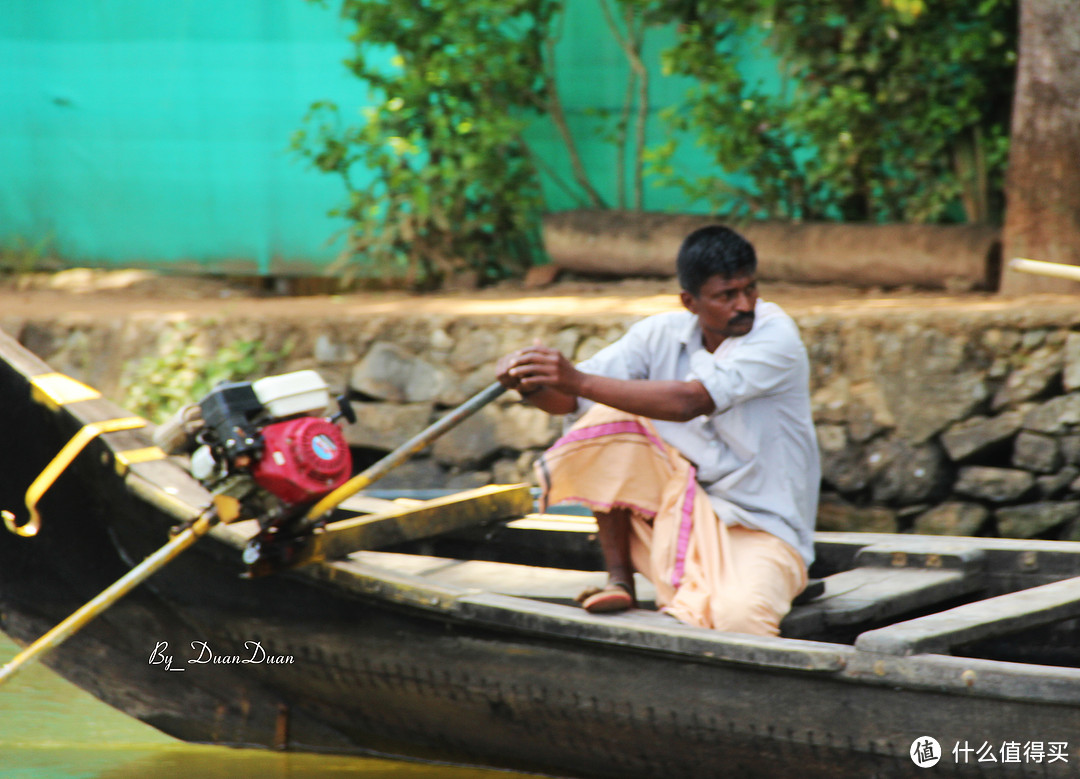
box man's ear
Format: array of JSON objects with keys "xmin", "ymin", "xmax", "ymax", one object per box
[{"xmin": 680, "ymin": 290, "xmax": 697, "ymax": 314}]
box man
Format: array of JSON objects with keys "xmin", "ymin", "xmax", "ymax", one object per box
[{"xmin": 495, "ymin": 225, "xmax": 819, "ymax": 636}]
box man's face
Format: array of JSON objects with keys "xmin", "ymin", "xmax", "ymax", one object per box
[{"xmin": 680, "ymin": 272, "xmax": 758, "ymax": 350}]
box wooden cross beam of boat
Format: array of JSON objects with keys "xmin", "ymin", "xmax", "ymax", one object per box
[
  {"xmin": 241, "ymin": 483, "xmax": 535, "ymax": 575},
  {"xmin": 856, "ymin": 574, "xmax": 1080, "ymax": 657}
]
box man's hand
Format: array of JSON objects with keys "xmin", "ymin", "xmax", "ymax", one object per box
[
  {"xmin": 495, "ymin": 340, "xmax": 580, "ymax": 414},
  {"xmin": 496, "ymin": 339, "xmax": 715, "ymax": 421},
  {"xmin": 502, "ymin": 342, "xmax": 580, "ymax": 396}
]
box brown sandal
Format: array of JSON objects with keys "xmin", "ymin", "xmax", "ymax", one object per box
[{"xmin": 576, "ymin": 581, "xmax": 636, "ymax": 614}]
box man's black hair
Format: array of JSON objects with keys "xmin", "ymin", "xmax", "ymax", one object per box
[{"xmin": 676, "ymin": 225, "xmax": 757, "ymax": 296}]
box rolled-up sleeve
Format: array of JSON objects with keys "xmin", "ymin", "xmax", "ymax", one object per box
[{"xmin": 687, "ymin": 319, "xmax": 800, "ymax": 414}]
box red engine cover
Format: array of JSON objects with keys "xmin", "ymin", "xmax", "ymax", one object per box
[{"xmin": 251, "ymin": 417, "xmax": 352, "ymax": 505}]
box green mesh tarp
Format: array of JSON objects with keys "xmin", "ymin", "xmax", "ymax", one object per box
[{"xmin": 0, "ymin": 1, "xmax": 742, "ymax": 275}]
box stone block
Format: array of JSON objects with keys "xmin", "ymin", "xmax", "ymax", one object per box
[
  {"xmin": 551, "ymin": 328, "xmax": 582, "ymax": 359},
  {"xmin": 869, "ymin": 439, "xmax": 950, "ymax": 505},
  {"xmin": 817, "ymin": 495, "xmax": 897, "ymax": 533},
  {"xmin": 1059, "ymin": 518, "xmax": 1080, "ymax": 542},
  {"xmin": 821, "ymin": 445, "xmax": 871, "ymax": 494},
  {"xmin": 313, "ymin": 333, "xmax": 356, "ymax": 364},
  {"xmin": 362, "ymin": 458, "xmax": 447, "ymax": 490},
  {"xmin": 847, "ymin": 380, "xmax": 895, "ymax": 442},
  {"xmin": 816, "ymin": 424, "xmax": 847, "ymax": 453},
  {"xmin": 1022, "ymin": 393, "xmax": 1080, "ymax": 434},
  {"xmin": 885, "ymin": 371, "xmax": 987, "ymax": 444},
  {"xmin": 1062, "ymin": 435, "xmax": 1080, "ymax": 466},
  {"xmin": 1037, "ymin": 466, "xmax": 1080, "ymax": 499},
  {"xmin": 870, "ymin": 327, "xmax": 987, "ymax": 443},
  {"xmin": 436, "ymin": 363, "xmax": 498, "ymax": 407},
  {"xmin": 431, "ymin": 405, "xmax": 503, "ymax": 466},
  {"xmin": 1064, "ymin": 332, "xmax": 1080, "ymax": 391},
  {"xmin": 1012, "ymin": 431, "xmax": 1062, "ymax": 474},
  {"xmin": 996, "ymin": 502, "xmax": 1080, "ymax": 539},
  {"xmin": 992, "ymin": 346, "xmax": 1063, "ymax": 409},
  {"xmin": 954, "ymin": 466, "xmax": 1035, "ymax": 502},
  {"xmin": 492, "ymin": 453, "xmax": 541, "ymax": 486},
  {"xmin": 913, "ymin": 502, "xmax": 990, "ymax": 536},
  {"xmin": 351, "ymin": 342, "xmax": 453, "ymax": 403},
  {"xmin": 446, "ymin": 469, "xmax": 494, "ymax": 490},
  {"xmin": 448, "ymin": 328, "xmax": 500, "ymax": 372},
  {"xmin": 811, "ymin": 377, "xmax": 850, "ymax": 425},
  {"xmin": 342, "ymin": 402, "xmax": 434, "ymax": 451},
  {"xmin": 495, "ymin": 404, "xmax": 562, "ymax": 451},
  {"xmin": 940, "ymin": 410, "xmax": 1023, "ymax": 462}
]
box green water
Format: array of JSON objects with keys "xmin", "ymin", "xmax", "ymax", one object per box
[{"xmin": 0, "ymin": 634, "xmax": 536, "ymax": 779}]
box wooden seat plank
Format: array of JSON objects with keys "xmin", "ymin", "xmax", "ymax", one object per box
[
  {"xmin": 781, "ymin": 567, "xmax": 985, "ymax": 637},
  {"xmin": 855, "ymin": 575, "xmax": 1080, "ymax": 656}
]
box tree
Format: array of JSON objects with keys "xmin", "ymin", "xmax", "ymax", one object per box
[{"xmin": 1000, "ymin": 0, "xmax": 1080, "ymax": 294}]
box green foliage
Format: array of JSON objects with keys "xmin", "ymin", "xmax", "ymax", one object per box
[
  {"xmin": 121, "ymin": 324, "xmax": 288, "ymax": 423},
  {"xmin": 0, "ymin": 234, "xmax": 60, "ymax": 277},
  {"xmin": 648, "ymin": 0, "xmax": 1017, "ymax": 223},
  {"xmin": 292, "ymin": 0, "xmax": 559, "ymax": 288}
]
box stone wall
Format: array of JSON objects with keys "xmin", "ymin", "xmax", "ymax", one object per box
[{"xmin": 6, "ymin": 300, "xmax": 1080, "ymax": 540}]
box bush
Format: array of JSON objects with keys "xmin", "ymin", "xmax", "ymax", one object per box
[
  {"xmin": 648, "ymin": 0, "xmax": 1016, "ymax": 223},
  {"xmin": 292, "ymin": 0, "xmax": 559, "ymax": 288}
]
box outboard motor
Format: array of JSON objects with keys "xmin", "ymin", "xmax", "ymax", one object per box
[{"xmin": 155, "ymin": 370, "xmax": 355, "ymax": 538}]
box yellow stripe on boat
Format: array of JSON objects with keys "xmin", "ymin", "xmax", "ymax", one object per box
[
  {"xmin": 114, "ymin": 446, "xmax": 168, "ymax": 476},
  {"xmin": 30, "ymin": 373, "xmax": 101, "ymax": 409}
]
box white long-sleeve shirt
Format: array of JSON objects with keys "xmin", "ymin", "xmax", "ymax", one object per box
[{"xmin": 574, "ymin": 301, "xmax": 819, "ymax": 566}]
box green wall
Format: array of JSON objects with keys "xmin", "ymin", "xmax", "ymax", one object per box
[
  {"xmin": 0, "ymin": 2, "xmax": 762, "ymax": 275},
  {"xmin": 1, "ymin": 1, "xmax": 367, "ymax": 274}
]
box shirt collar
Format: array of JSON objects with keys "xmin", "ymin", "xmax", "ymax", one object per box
[
  {"xmin": 680, "ymin": 300, "xmax": 765, "ymax": 353},
  {"xmin": 679, "ymin": 314, "xmax": 701, "ymax": 351}
]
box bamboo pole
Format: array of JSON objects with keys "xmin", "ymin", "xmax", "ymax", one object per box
[{"xmin": 1009, "ymin": 257, "xmax": 1080, "ymax": 283}]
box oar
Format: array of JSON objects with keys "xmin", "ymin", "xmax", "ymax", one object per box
[{"xmin": 0, "ymin": 380, "xmax": 509, "ymax": 687}]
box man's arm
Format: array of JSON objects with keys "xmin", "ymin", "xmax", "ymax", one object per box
[{"xmin": 496, "ymin": 344, "xmax": 715, "ymax": 422}]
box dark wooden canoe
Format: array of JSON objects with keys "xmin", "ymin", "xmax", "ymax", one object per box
[{"xmin": 3, "ymin": 326, "xmax": 1080, "ymax": 777}]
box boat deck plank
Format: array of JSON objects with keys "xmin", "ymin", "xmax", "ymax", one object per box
[
  {"xmin": 780, "ymin": 567, "xmax": 985, "ymax": 637},
  {"xmin": 855, "ymin": 575, "xmax": 1080, "ymax": 656},
  {"xmin": 346, "ymin": 550, "xmax": 657, "ymax": 605}
]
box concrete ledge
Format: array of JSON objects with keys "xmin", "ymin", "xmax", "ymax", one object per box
[{"xmin": 544, "ymin": 210, "xmax": 1001, "ymax": 290}]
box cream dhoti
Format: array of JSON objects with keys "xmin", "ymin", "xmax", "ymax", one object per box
[{"xmin": 536, "ymin": 405, "xmax": 806, "ymax": 636}]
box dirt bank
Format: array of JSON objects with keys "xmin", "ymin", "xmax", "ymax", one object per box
[{"xmin": 1, "ymin": 267, "xmax": 1077, "ymax": 324}]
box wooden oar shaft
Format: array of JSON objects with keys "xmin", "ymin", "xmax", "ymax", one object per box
[
  {"xmin": 0, "ymin": 512, "xmax": 216, "ymax": 687},
  {"xmin": 305, "ymin": 381, "xmax": 507, "ymax": 520},
  {"xmin": 1009, "ymin": 257, "xmax": 1080, "ymax": 283}
]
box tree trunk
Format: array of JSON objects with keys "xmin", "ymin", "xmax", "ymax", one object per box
[{"xmin": 1000, "ymin": 0, "xmax": 1080, "ymax": 294}]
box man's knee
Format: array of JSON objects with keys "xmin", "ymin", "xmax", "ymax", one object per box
[{"xmin": 713, "ymin": 596, "xmax": 786, "ymax": 637}]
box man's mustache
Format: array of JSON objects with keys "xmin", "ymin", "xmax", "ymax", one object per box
[{"xmin": 730, "ymin": 312, "xmax": 755, "ymax": 326}]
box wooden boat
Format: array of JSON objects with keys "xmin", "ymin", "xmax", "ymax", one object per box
[{"xmin": 3, "ymin": 325, "xmax": 1080, "ymax": 777}]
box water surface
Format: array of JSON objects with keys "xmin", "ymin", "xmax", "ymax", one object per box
[{"xmin": 0, "ymin": 633, "xmax": 537, "ymax": 779}]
